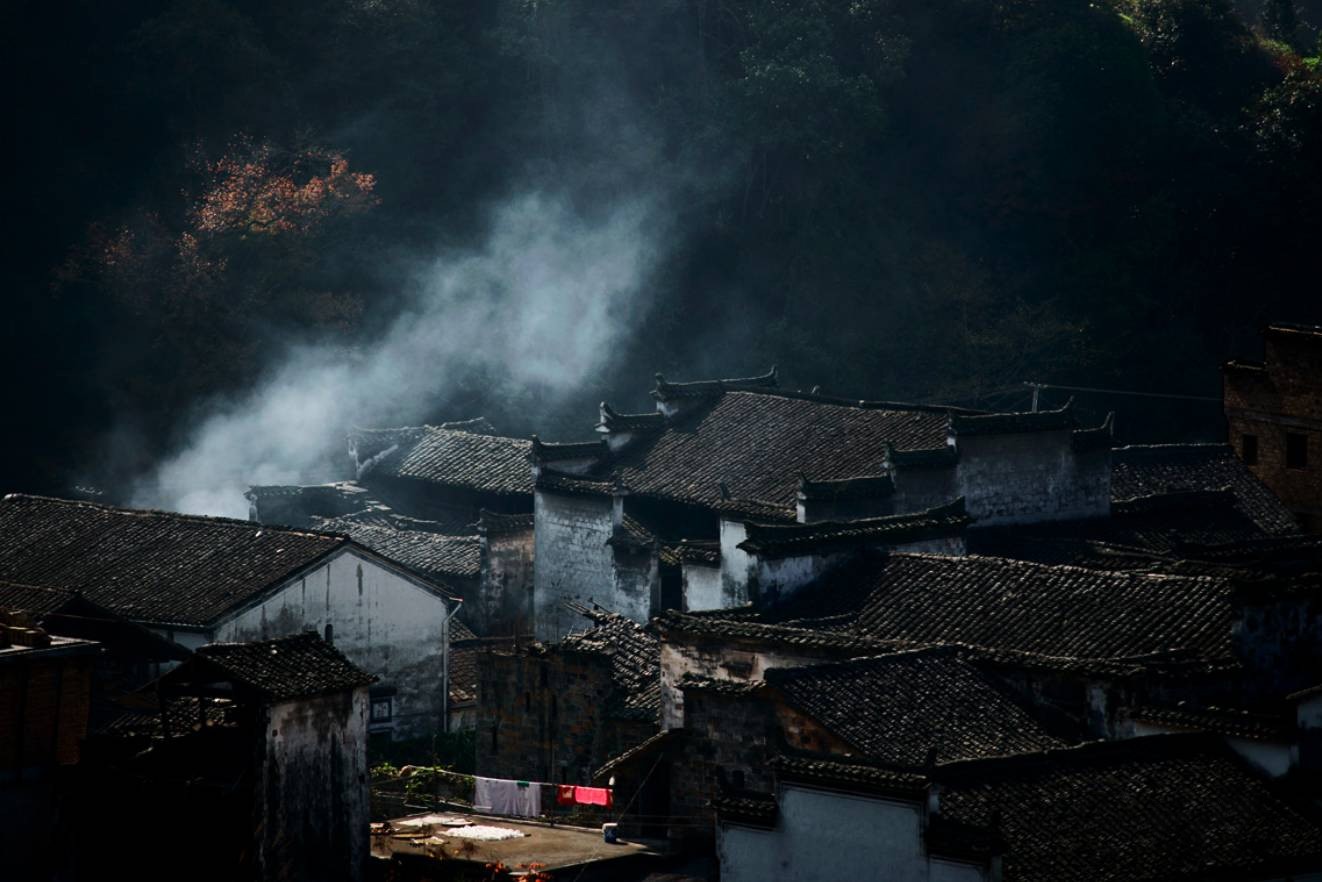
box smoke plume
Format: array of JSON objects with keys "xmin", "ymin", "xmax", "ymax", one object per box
[{"xmin": 132, "ymin": 190, "xmax": 667, "ymax": 518}]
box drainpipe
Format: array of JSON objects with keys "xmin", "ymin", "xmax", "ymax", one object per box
[{"xmin": 442, "ymin": 599, "xmax": 463, "ymax": 734}]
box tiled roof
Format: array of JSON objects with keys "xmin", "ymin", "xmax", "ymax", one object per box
[
  {"xmin": 312, "ymin": 517, "xmax": 479, "ymax": 581},
  {"xmin": 769, "ymin": 754, "xmax": 927, "ymax": 797},
  {"xmin": 595, "ymin": 728, "xmax": 688, "ymax": 781},
  {"xmin": 478, "ymin": 511, "xmax": 535, "ymax": 535},
  {"xmin": 710, "ymin": 793, "xmax": 779, "ymax": 828},
  {"xmin": 0, "ymin": 580, "xmax": 76, "ymax": 615},
  {"xmin": 797, "ymin": 473, "xmax": 895, "ymax": 501},
  {"xmin": 764, "ymin": 650, "xmax": 1069, "ymax": 767},
  {"xmin": 949, "ymin": 403, "xmax": 1077, "ymax": 436},
  {"xmin": 355, "ymin": 425, "xmax": 534, "ymax": 496},
  {"xmin": 653, "ymin": 609, "xmax": 911, "ymax": 653},
  {"xmin": 563, "ymin": 604, "xmax": 660, "ymax": 721},
  {"xmin": 1112, "ymin": 443, "xmax": 1298, "ymax": 535},
  {"xmin": 713, "ymin": 498, "xmax": 797, "ymax": 523},
  {"xmin": 597, "ymin": 403, "xmax": 667, "ymax": 432},
  {"xmin": 193, "ymin": 632, "xmax": 375, "ymax": 700},
  {"xmin": 651, "ymin": 367, "xmax": 780, "ymax": 402},
  {"xmin": 608, "ymin": 390, "xmax": 953, "ymax": 509},
  {"xmin": 529, "ymin": 436, "xmax": 608, "ymax": 464},
  {"xmin": 936, "ymin": 735, "xmax": 1322, "ymax": 882},
  {"xmin": 677, "ymin": 673, "xmax": 768, "ymax": 695},
  {"xmin": 0, "ymin": 494, "xmax": 348, "ymax": 628},
  {"xmin": 698, "ymin": 553, "xmax": 1238, "ymax": 664},
  {"xmin": 1127, "ymin": 702, "xmax": 1291, "ymax": 741},
  {"xmin": 737, "ymin": 499, "xmax": 969, "ymax": 558}
]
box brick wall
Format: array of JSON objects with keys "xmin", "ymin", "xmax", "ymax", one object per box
[
  {"xmin": 1224, "ymin": 326, "xmax": 1322, "ymax": 530},
  {"xmin": 0, "ymin": 653, "xmax": 93, "ymax": 771},
  {"xmin": 476, "ymin": 646, "xmax": 657, "ymax": 784}
]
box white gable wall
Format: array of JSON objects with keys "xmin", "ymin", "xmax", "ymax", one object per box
[{"xmin": 212, "ymin": 548, "xmax": 454, "ymax": 739}]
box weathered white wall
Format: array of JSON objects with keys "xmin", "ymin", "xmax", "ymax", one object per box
[
  {"xmin": 213, "ymin": 549, "xmax": 453, "ymax": 739},
  {"xmin": 1298, "ymin": 694, "xmax": 1322, "ymax": 729},
  {"xmin": 533, "ymin": 490, "xmax": 617, "ymax": 641},
  {"xmin": 612, "ymin": 546, "xmax": 659, "ymax": 626},
  {"xmin": 683, "ymin": 563, "xmax": 724, "ymax": 612},
  {"xmin": 255, "ymin": 688, "xmax": 370, "ymax": 882},
  {"xmin": 718, "ymin": 786, "xmax": 939, "ymax": 882},
  {"xmin": 479, "ymin": 527, "xmax": 535, "ymax": 636},
  {"xmin": 719, "ymin": 519, "xmax": 756, "ymax": 606},
  {"xmin": 954, "ymin": 433, "xmax": 1110, "ymax": 526}
]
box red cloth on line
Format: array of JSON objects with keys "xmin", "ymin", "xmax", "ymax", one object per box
[
  {"xmin": 556, "ymin": 785, "xmax": 576, "ymax": 806},
  {"xmin": 573, "ymin": 786, "xmax": 612, "ymax": 807}
]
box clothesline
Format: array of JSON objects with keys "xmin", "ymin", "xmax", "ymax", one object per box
[{"xmin": 473, "ymin": 775, "xmax": 613, "ymax": 819}]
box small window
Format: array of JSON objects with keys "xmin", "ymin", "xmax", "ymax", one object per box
[
  {"xmin": 1241, "ymin": 433, "xmax": 1258, "ymax": 466},
  {"xmin": 1287, "ymin": 433, "xmax": 1309, "ymax": 469},
  {"xmin": 324, "ymin": 623, "xmax": 334, "ymax": 644},
  {"xmin": 370, "ymin": 697, "xmax": 393, "ymax": 723}
]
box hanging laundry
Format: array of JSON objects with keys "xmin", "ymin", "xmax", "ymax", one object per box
[
  {"xmin": 556, "ymin": 784, "xmax": 576, "ymax": 806},
  {"xmin": 475, "ymin": 777, "xmax": 542, "ymax": 818},
  {"xmin": 573, "ymin": 786, "xmax": 613, "ymax": 807}
]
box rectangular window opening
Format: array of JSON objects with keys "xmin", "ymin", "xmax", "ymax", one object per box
[
  {"xmin": 1241, "ymin": 433, "xmax": 1258, "ymax": 466},
  {"xmin": 1286, "ymin": 432, "xmax": 1308, "ymax": 469}
]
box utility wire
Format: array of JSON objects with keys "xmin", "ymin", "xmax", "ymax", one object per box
[{"xmin": 1022, "ymin": 381, "xmax": 1220, "ymax": 403}]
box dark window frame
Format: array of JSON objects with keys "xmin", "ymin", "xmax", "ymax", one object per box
[
  {"xmin": 1241, "ymin": 433, "xmax": 1258, "ymax": 466},
  {"xmin": 1286, "ymin": 432, "xmax": 1309, "ymax": 470}
]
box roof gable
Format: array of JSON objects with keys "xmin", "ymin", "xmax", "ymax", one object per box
[
  {"xmin": 0, "ymin": 494, "xmax": 347, "ymax": 628},
  {"xmin": 354, "ymin": 425, "xmax": 534, "ymax": 496},
  {"xmin": 187, "ymin": 632, "xmax": 375, "ymax": 701}
]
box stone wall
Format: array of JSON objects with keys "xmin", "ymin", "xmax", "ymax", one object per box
[{"xmin": 476, "ymin": 646, "xmax": 657, "ymax": 785}]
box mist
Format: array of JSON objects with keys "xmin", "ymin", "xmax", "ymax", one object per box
[{"xmin": 132, "ymin": 190, "xmax": 667, "ymax": 518}]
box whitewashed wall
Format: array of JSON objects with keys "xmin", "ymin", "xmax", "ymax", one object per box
[
  {"xmin": 683, "ymin": 563, "xmax": 724, "ymax": 611},
  {"xmin": 211, "ymin": 548, "xmax": 454, "ymax": 739},
  {"xmin": 532, "ymin": 490, "xmax": 616, "ymax": 641},
  {"xmin": 718, "ymin": 785, "xmax": 982, "ymax": 882}
]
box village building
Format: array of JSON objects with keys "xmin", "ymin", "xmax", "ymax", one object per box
[
  {"xmin": 347, "ymin": 420, "xmax": 534, "ymax": 523},
  {"xmin": 530, "ymin": 371, "xmax": 1118, "ymax": 640},
  {"xmin": 651, "ymin": 551, "xmax": 1299, "ymax": 733},
  {"xmin": 601, "ymin": 648, "xmax": 1080, "ymax": 842},
  {"xmin": 0, "ymin": 494, "xmax": 461, "ymax": 738},
  {"xmin": 66, "ymin": 632, "xmax": 375, "ymax": 882},
  {"xmin": 715, "ymin": 735, "xmax": 1322, "ymax": 882},
  {"xmin": 0, "ymin": 611, "xmax": 97, "ymax": 878},
  {"xmin": 1224, "ymin": 322, "xmax": 1322, "ymax": 532},
  {"xmin": 476, "ymin": 604, "xmax": 658, "ymax": 785}
]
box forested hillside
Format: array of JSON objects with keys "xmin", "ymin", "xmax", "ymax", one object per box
[{"xmin": 9, "ymin": 0, "xmax": 1321, "ymax": 500}]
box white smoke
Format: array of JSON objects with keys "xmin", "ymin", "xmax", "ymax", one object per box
[{"xmin": 133, "ymin": 190, "xmax": 666, "ymax": 517}]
